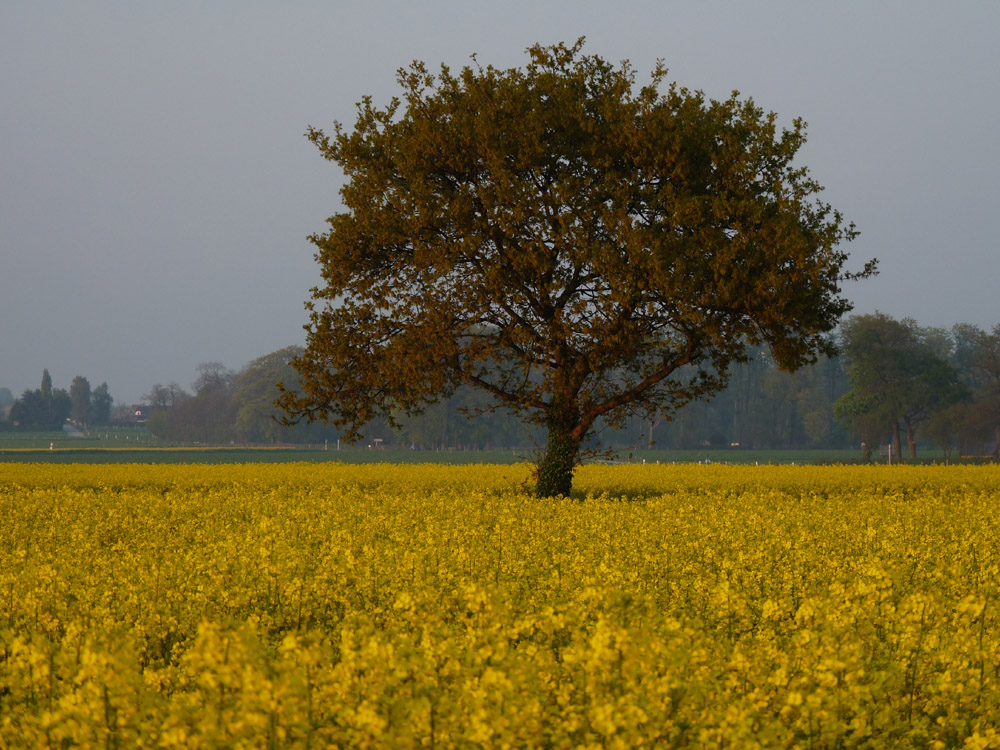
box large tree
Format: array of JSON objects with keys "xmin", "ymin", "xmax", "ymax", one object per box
[{"xmin": 281, "ymin": 40, "xmax": 873, "ymax": 495}]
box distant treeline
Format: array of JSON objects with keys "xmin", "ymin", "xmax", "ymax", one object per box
[
  {"xmin": 0, "ymin": 370, "xmax": 112, "ymax": 432},
  {"xmin": 2, "ymin": 314, "xmax": 997, "ymax": 458},
  {"xmin": 130, "ymin": 314, "xmax": 1000, "ymax": 458}
]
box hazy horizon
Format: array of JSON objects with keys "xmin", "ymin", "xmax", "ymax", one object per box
[{"xmin": 3, "ymin": 2, "xmax": 998, "ymax": 404}]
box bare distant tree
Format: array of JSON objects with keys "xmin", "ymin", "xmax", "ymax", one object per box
[{"xmin": 192, "ymin": 362, "xmax": 236, "ymax": 395}]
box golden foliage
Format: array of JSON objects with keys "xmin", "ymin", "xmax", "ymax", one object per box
[{"xmin": 2, "ymin": 463, "xmax": 999, "ymax": 747}]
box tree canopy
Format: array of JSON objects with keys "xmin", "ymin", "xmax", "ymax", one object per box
[{"xmin": 281, "ymin": 40, "xmax": 874, "ymax": 495}]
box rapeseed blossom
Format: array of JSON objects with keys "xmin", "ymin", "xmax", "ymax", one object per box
[{"xmin": 1, "ymin": 462, "xmax": 998, "ymax": 747}]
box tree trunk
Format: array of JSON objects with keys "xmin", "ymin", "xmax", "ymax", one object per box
[
  {"xmin": 905, "ymin": 418, "xmax": 917, "ymax": 460},
  {"xmin": 891, "ymin": 420, "xmax": 902, "ymax": 463},
  {"xmin": 536, "ymin": 407, "xmax": 583, "ymax": 497},
  {"xmin": 647, "ymin": 411, "xmax": 663, "ymax": 450},
  {"xmin": 536, "ymin": 429, "xmax": 581, "ymax": 497}
]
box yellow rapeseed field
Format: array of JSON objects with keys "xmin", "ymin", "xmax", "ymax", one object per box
[{"xmin": 1, "ymin": 462, "xmax": 998, "ymax": 748}]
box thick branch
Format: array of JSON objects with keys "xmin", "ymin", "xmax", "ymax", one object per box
[{"xmin": 466, "ymin": 372, "xmax": 548, "ymax": 413}]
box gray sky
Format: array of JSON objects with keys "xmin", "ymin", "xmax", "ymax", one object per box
[{"xmin": 2, "ymin": 2, "xmax": 998, "ymax": 405}]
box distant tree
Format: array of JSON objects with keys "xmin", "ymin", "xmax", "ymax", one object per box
[
  {"xmin": 836, "ymin": 313, "xmax": 967, "ymax": 459},
  {"xmin": 926, "ymin": 402, "xmax": 978, "ymax": 459},
  {"xmin": 192, "ymin": 362, "xmax": 236, "ymax": 394},
  {"xmin": 641, "ymin": 405, "xmax": 668, "ymax": 450},
  {"xmin": 793, "ymin": 352, "xmax": 851, "ymax": 448},
  {"xmin": 144, "ymin": 382, "xmax": 186, "ymax": 411},
  {"xmin": 40, "ymin": 369, "xmax": 53, "ymax": 401},
  {"xmin": 635, "ymin": 349, "xmax": 852, "ymax": 451},
  {"xmin": 723, "ymin": 345, "xmax": 766, "ymax": 448},
  {"xmin": 9, "ymin": 382, "xmax": 71, "ymax": 431},
  {"xmin": 8, "ymin": 390, "xmax": 47, "ymax": 429},
  {"xmin": 0, "ymin": 387, "xmax": 14, "ymax": 413},
  {"xmin": 143, "ymin": 354, "xmax": 344, "ymax": 445},
  {"xmin": 145, "ymin": 410, "xmax": 170, "ymax": 440},
  {"xmin": 970, "ymin": 388, "xmax": 1000, "ymax": 458},
  {"xmin": 958, "ymin": 323, "xmax": 1000, "ymax": 455},
  {"xmin": 233, "ymin": 347, "xmax": 304, "ymax": 443},
  {"xmin": 144, "ymin": 384, "xmax": 171, "ymax": 411},
  {"xmin": 90, "ymin": 382, "xmax": 113, "ymax": 426},
  {"xmin": 971, "ymin": 325, "xmax": 1000, "ymax": 385},
  {"xmin": 147, "ymin": 365, "xmax": 236, "ymax": 443},
  {"xmin": 951, "ymin": 323, "xmax": 986, "ymax": 389},
  {"xmin": 761, "ymin": 366, "xmax": 805, "ymax": 446},
  {"xmin": 69, "ymin": 376, "xmax": 91, "ymax": 426},
  {"xmin": 392, "ymin": 397, "xmax": 450, "ymax": 450},
  {"xmin": 391, "ymin": 385, "xmax": 532, "ymax": 451},
  {"xmin": 50, "ymin": 388, "xmax": 71, "ymax": 428},
  {"xmin": 280, "ymin": 40, "xmax": 873, "ymax": 496}
]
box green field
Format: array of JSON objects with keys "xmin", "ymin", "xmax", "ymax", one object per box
[
  {"xmin": 1, "ymin": 433, "xmax": 977, "ymax": 466},
  {"xmin": 0, "ymin": 428, "xmax": 152, "ymax": 450},
  {"xmin": 0, "ymin": 445, "xmax": 520, "ymax": 465},
  {"xmin": 5, "ymin": 428, "xmax": 990, "ymax": 466}
]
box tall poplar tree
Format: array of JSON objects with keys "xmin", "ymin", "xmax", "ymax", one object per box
[
  {"xmin": 40, "ymin": 369, "xmax": 53, "ymax": 401},
  {"xmin": 70, "ymin": 376, "xmax": 91, "ymax": 426}
]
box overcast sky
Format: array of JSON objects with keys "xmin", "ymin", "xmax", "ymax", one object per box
[{"xmin": 2, "ymin": 2, "xmax": 998, "ymax": 404}]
